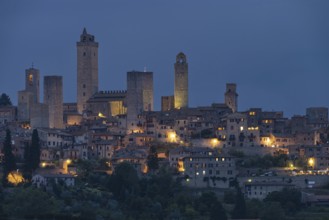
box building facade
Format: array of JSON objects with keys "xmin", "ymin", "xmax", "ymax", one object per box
[{"xmin": 161, "ymin": 95, "xmax": 175, "ymax": 111}]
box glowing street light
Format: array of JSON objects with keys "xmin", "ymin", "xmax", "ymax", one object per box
[
  {"xmin": 211, "ymin": 138, "xmax": 219, "ymax": 147},
  {"xmin": 308, "ymin": 158, "xmax": 314, "ymax": 167}
]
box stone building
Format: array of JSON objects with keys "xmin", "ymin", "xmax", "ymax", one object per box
[
  {"xmin": 306, "ymin": 107, "xmax": 328, "ymax": 128},
  {"xmin": 63, "ymin": 103, "xmax": 82, "ymax": 126},
  {"xmin": 0, "ymin": 106, "xmax": 16, "ymax": 124},
  {"xmin": 161, "ymin": 95, "xmax": 175, "ymax": 111},
  {"xmin": 77, "ymin": 28, "xmax": 98, "ymax": 114},
  {"xmin": 44, "ymin": 76, "xmax": 63, "ymax": 128},
  {"xmin": 17, "ymin": 91, "xmax": 33, "ymax": 122},
  {"xmin": 17, "ymin": 67, "xmax": 40, "ymax": 122},
  {"xmin": 224, "ymin": 83, "xmax": 238, "ymax": 113},
  {"xmin": 216, "ymin": 112, "xmax": 260, "ymax": 147},
  {"xmin": 25, "ymin": 67, "xmax": 40, "ymax": 103},
  {"xmin": 174, "ymin": 52, "xmax": 188, "ymax": 109},
  {"xmin": 179, "ymin": 151, "xmax": 237, "ymax": 188},
  {"xmin": 86, "ymin": 90, "xmax": 127, "ymax": 117},
  {"xmin": 244, "ymin": 182, "xmax": 294, "ymax": 200},
  {"xmin": 126, "ymin": 71, "xmax": 153, "ymax": 132},
  {"xmin": 30, "ymin": 103, "xmax": 49, "ymax": 128}
]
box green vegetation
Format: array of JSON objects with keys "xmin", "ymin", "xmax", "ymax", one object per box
[
  {"xmin": 24, "ymin": 129, "xmax": 41, "ymax": 180},
  {"xmin": 147, "ymin": 145, "xmax": 159, "ymax": 171},
  {"xmin": 231, "ymin": 187, "xmax": 246, "ymax": 219},
  {"xmin": 0, "ymin": 93, "xmax": 12, "ymax": 106},
  {"xmin": 239, "ymin": 154, "xmax": 289, "ymax": 169},
  {"xmin": 0, "ymin": 158, "xmax": 325, "ymax": 220},
  {"xmin": 2, "ymin": 129, "xmax": 17, "ymax": 186},
  {"xmin": 0, "ymin": 163, "xmax": 228, "ymax": 219}
]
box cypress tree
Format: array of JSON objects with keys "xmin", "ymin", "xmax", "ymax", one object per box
[
  {"xmin": 30, "ymin": 129, "xmax": 41, "ymax": 171},
  {"xmin": 231, "ymin": 187, "xmax": 246, "ymax": 219},
  {"xmin": 2, "ymin": 129, "xmax": 16, "ymax": 186},
  {"xmin": 23, "ymin": 142, "xmax": 32, "ymax": 180},
  {"xmin": 147, "ymin": 145, "xmax": 159, "ymax": 172},
  {"xmin": 0, "ymin": 93, "xmax": 12, "ymax": 106}
]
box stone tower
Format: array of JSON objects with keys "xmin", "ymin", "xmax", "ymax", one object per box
[
  {"xmin": 126, "ymin": 71, "xmax": 154, "ymax": 132},
  {"xmin": 77, "ymin": 28, "xmax": 98, "ymax": 114},
  {"xmin": 174, "ymin": 52, "xmax": 188, "ymax": 109},
  {"xmin": 225, "ymin": 83, "xmax": 238, "ymax": 113},
  {"xmin": 44, "ymin": 76, "xmax": 63, "ymax": 128},
  {"xmin": 25, "ymin": 67, "xmax": 40, "ymax": 103},
  {"xmin": 17, "ymin": 67, "xmax": 40, "ymax": 122}
]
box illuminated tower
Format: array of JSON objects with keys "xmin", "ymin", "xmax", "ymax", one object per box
[
  {"xmin": 77, "ymin": 28, "xmax": 98, "ymax": 113},
  {"xmin": 225, "ymin": 83, "xmax": 238, "ymax": 113},
  {"xmin": 25, "ymin": 67, "xmax": 40, "ymax": 103},
  {"xmin": 174, "ymin": 52, "xmax": 188, "ymax": 109},
  {"xmin": 44, "ymin": 76, "xmax": 63, "ymax": 128}
]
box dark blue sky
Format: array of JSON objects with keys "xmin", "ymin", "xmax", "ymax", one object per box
[{"xmin": 1, "ymin": 0, "xmax": 329, "ymax": 117}]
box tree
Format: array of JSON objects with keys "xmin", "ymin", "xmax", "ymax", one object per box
[
  {"xmin": 108, "ymin": 163, "xmax": 139, "ymax": 201},
  {"xmin": 231, "ymin": 187, "xmax": 246, "ymax": 219},
  {"xmin": 0, "ymin": 93, "xmax": 12, "ymax": 106},
  {"xmin": 2, "ymin": 187, "xmax": 61, "ymax": 218},
  {"xmin": 30, "ymin": 129, "xmax": 41, "ymax": 171},
  {"xmin": 246, "ymin": 199, "xmax": 263, "ymax": 219},
  {"xmin": 2, "ymin": 129, "xmax": 16, "ymax": 186},
  {"xmin": 23, "ymin": 142, "xmax": 33, "ymax": 181},
  {"xmin": 194, "ymin": 192, "xmax": 227, "ymax": 220},
  {"xmin": 264, "ymin": 188, "xmax": 301, "ymax": 215},
  {"xmin": 147, "ymin": 145, "xmax": 159, "ymax": 172},
  {"xmin": 260, "ymin": 202, "xmax": 285, "ymax": 220}
]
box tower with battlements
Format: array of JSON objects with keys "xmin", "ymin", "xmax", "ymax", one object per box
[
  {"xmin": 174, "ymin": 52, "xmax": 188, "ymax": 109},
  {"xmin": 77, "ymin": 28, "xmax": 98, "ymax": 114}
]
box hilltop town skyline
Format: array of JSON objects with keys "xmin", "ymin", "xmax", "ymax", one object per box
[
  {"xmin": 1, "ymin": 1, "xmax": 329, "ymax": 116},
  {"xmin": 2, "ymin": 2, "xmax": 329, "ymax": 219}
]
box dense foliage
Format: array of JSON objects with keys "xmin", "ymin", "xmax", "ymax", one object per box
[
  {"xmin": 2, "ymin": 129, "xmax": 17, "ymax": 186},
  {"xmin": 0, "ymin": 163, "xmax": 228, "ymax": 219},
  {"xmin": 0, "ymin": 93, "xmax": 12, "ymax": 106},
  {"xmin": 0, "ymin": 157, "xmax": 317, "ymax": 220}
]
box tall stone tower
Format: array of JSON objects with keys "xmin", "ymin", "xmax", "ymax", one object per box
[
  {"xmin": 126, "ymin": 71, "xmax": 154, "ymax": 132},
  {"xmin": 25, "ymin": 67, "xmax": 40, "ymax": 103},
  {"xmin": 77, "ymin": 28, "xmax": 98, "ymax": 114},
  {"xmin": 174, "ymin": 52, "xmax": 188, "ymax": 109},
  {"xmin": 17, "ymin": 67, "xmax": 40, "ymax": 122},
  {"xmin": 225, "ymin": 83, "xmax": 238, "ymax": 113},
  {"xmin": 44, "ymin": 76, "xmax": 63, "ymax": 128}
]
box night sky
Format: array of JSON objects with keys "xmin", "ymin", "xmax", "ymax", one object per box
[{"xmin": 1, "ymin": 0, "xmax": 329, "ymax": 117}]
